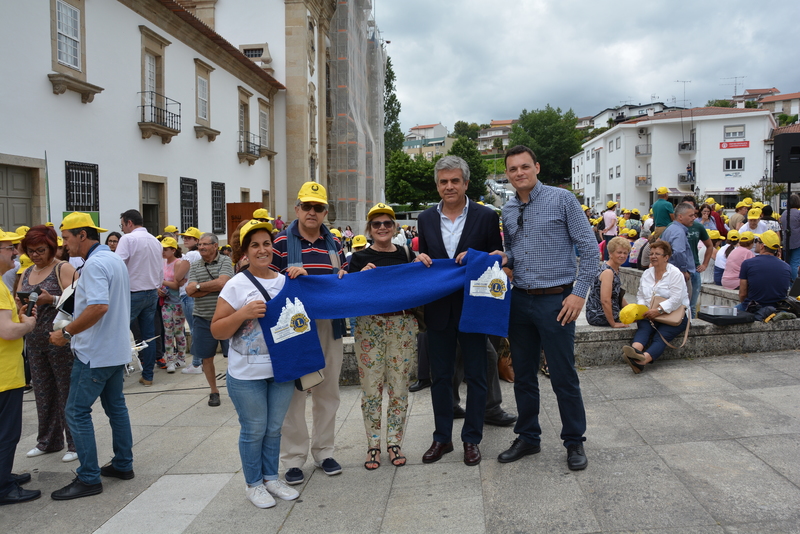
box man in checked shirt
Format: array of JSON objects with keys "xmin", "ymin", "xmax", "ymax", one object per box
[{"xmin": 496, "ymin": 145, "xmax": 599, "ymax": 471}]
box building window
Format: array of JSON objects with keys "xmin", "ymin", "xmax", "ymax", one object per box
[
  {"xmin": 258, "ymin": 98, "xmax": 271, "ymax": 149},
  {"xmin": 51, "ymin": 0, "xmax": 86, "ymax": 80},
  {"xmin": 724, "ymin": 125, "xmax": 745, "ymax": 139},
  {"xmin": 180, "ymin": 177, "xmax": 198, "ymax": 231},
  {"xmin": 211, "ymin": 182, "xmax": 226, "ymax": 234},
  {"xmin": 724, "ymin": 158, "xmax": 744, "ymax": 171},
  {"xmin": 139, "ymin": 26, "xmax": 171, "ymax": 126},
  {"xmin": 616, "ymin": 165, "xmax": 621, "ymax": 177},
  {"xmin": 616, "ymin": 137, "xmax": 621, "ymax": 149},
  {"xmin": 65, "ymin": 161, "xmax": 98, "ymax": 211},
  {"xmin": 609, "ymin": 168, "xmax": 613, "ymax": 180},
  {"xmin": 194, "ymin": 59, "xmax": 214, "ymax": 126},
  {"xmin": 609, "ymin": 142, "xmax": 613, "ymax": 153},
  {"xmin": 243, "ymin": 48, "xmax": 263, "ymax": 58},
  {"xmin": 198, "ymin": 77, "xmax": 208, "ymax": 120}
]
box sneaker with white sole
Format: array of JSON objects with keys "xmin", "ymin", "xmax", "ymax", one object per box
[
  {"xmin": 62, "ymin": 451, "xmax": 78, "ymax": 462},
  {"xmin": 166, "ymin": 362, "xmax": 176, "ymax": 373},
  {"xmin": 245, "ymin": 484, "xmax": 276, "ymax": 509},
  {"xmin": 181, "ymin": 364, "xmax": 203, "ymax": 374},
  {"xmin": 26, "ymin": 448, "xmax": 47, "ymax": 458},
  {"xmin": 314, "ymin": 457, "xmax": 342, "ymax": 476},
  {"xmin": 265, "ymin": 479, "xmax": 299, "ymax": 501}
]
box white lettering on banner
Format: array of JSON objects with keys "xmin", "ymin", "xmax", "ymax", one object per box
[
  {"xmin": 469, "ymin": 262, "xmax": 508, "ymax": 300},
  {"xmin": 270, "ymin": 298, "xmax": 312, "ymax": 343}
]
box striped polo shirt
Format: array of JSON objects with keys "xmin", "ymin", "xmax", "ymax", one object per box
[
  {"xmin": 187, "ymin": 253, "xmax": 234, "ymax": 319},
  {"xmin": 270, "ymin": 224, "xmax": 348, "ymax": 275}
]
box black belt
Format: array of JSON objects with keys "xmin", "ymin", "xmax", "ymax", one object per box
[
  {"xmin": 513, "ymin": 283, "xmax": 572, "ymax": 296},
  {"xmin": 377, "ymin": 310, "xmax": 409, "ymax": 317}
]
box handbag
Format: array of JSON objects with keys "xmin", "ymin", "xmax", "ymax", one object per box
[
  {"xmin": 495, "ymin": 337, "xmax": 514, "ymax": 383},
  {"xmin": 241, "ymin": 270, "xmax": 325, "ymax": 391},
  {"xmin": 648, "ymin": 295, "xmax": 690, "ymax": 349}
]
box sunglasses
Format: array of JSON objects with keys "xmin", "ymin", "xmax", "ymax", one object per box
[
  {"xmin": 370, "ymin": 220, "xmax": 394, "ymax": 229},
  {"xmin": 300, "ymin": 203, "xmax": 326, "ymax": 213}
]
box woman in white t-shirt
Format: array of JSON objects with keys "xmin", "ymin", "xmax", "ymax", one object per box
[{"xmin": 210, "ymin": 220, "xmax": 307, "ymax": 510}]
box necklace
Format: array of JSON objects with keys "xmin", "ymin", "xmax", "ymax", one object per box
[{"xmin": 32, "ymin": 258, "xmax": 56, "ymax": 273}]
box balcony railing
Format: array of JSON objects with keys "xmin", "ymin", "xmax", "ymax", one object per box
[
  {"xmin": 678, "ymin": 141, "xmax": 696, "ymax": 153},
  {"xmin": 138, "ymin": 92, "xmax": 181, "ymax": 143},
  {"xmin": 635, "ymin": 175, "xmax": 652, "ymax": 187},
  {"xmin": 238, "ymin": 131, "xmax": 262, "ymax": 165},
  {"xmin": 635, "ymin": 144, "xmax": 652, "ymax": 156},
  {"xmin": 678, "ymin": 172, "xmax": 695, "ymax": 184}
]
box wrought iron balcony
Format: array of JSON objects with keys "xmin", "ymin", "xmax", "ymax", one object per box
[
  {"xmin": 635, "ymin": 144, "xmax": 652, "ymax": 156},
  {"xmin": 678, "ymin": 141, "xmax": 696, "ymax": 153},
  {"xmin": 138, "ymin": 91, "xmax": 181, "ymax": 143},
  {"xmin": 238, "ymin": 131, "xmax": 263, "ymax": 165},
  {"xmin": 635, "ymin": 175, "xmax": 652, "ymax": 187},
  {"xmin": 678, "ymin": 172, "xmax": 695, "ymax": 184}
]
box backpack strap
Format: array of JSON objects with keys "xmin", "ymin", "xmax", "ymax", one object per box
[{"xmin": 241, "ymin": 270, "xmax": 272, "ymax": 302}]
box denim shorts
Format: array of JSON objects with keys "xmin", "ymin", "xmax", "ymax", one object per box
[{"xmin": 191, "ymin": 316, "xmax": 219, "ymax": 360}]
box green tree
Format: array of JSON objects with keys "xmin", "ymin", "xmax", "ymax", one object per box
[
  {"xmin": 744, "ymin": 101, "xmax": 758, "ymax": 109},
  {"xmin": 452, "ymin": 121, "xmax": 481, "ymax": 141},
  {"xmin": 706, "ymin": 99, "xmax": 733, "ymax": 107},
  {"xmin": 492, "ymin": 137, "xmax": 504, "ymax": 150},
  {"xmin": 385, "ymin": 151, "xmax": 437, "ymax": 210},
  {"xmin": 448, "ymin": 136, "xmax": 488, "ymax": 201},
  {"xmin": 507, "ymin": 104, "xmax": 582, "ymax": 184},
  {"xmin": 779, "ymin": 113, "xmax": 799, "ymax": 126},
  {"xmin": 485, "ymin": 155, "xmax": 505, "ymax": 176},
  {"xmin": 383, "ymin": 56, "xmax": 404, "ymax": 161}
]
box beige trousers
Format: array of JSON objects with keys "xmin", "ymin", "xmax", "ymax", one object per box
[{"xmin": 280, "ymin": 319, "xmax": 344, "ymax": 468}]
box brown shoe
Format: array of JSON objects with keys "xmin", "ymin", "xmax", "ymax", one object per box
[
  {"xmin": 138, "ymin": 377, "xmax": 152, "ymax": 387},
  {"xmin": 463, "ymin": 443, "xmax": 481, "ymax": 466},
  {"xmin": 422, "ymin": 441, "xmax": 454, "ymax": 463}
]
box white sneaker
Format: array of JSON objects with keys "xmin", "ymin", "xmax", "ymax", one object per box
[
  {"xmin": 245, "ymin": 484, "xmax": 276, "ymax": 508},
  {"xmin": 181, "ymin": 364, "xmax": 203, "ymax": 374},
  {"xmin": 62, "ymin": 451, "xmax": 78, "ymax": 462},
  {"xmin": 26, "ymin": 447, "xmax": 47, "ymax": 458},
  {"xmin": 166, "ymin": 363, "xmax": 176, "ymax": 373},
  {"xmin": 265, "ymin": 479, "xmax": 299, "ymax": 501}
]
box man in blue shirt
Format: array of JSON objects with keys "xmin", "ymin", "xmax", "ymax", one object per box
[
  {"xmin": 498, "ymin": 145, "xmax": 598, "ymax": 471},
  {"xmin": 738, "ymin": 230, "xmax": 792, "ymax": 311},
  {"xmin": 50, "ymin": 212, "xmax": 134, "ymax": 501}
]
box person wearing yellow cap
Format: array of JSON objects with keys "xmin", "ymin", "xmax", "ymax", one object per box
[
  {"xmin": 600, "ymin": 200, "xmax": 618, "ymax": 260},
  {"xmin": 253, "ymin": 208, "xmax": 274, "ymax": 223},
  {"xmin": 696, "ymin": 203, "xmax": 717, "ymax": 231},
  {"xmin": 272, "ymin": 181, "xmax": 348, "ymax": 484},
  {"xmin": 782, "ymin": 193, "xmax": 800, "ymax": 282},
  {"xmin": 0, "ymin": 227, "xmax": 43, "ymax": 506},
  {"xmin": 729, "ymin": 201, "xmax": 749, "ymax": 230},
  {"xmin": 721, "ymin": 231, "xmax": 756, "ymax": 290},
  {"xmin": 714, "ymin": 230, "xmax": 739, "ymax": 285},
  {"xmin": 650, "ymin": 187, "xmax": 674, "ymax": 240},
  {"xmin": 17, "ymin": 225, "xmax": 79, "ymax": 463},
  {"xmin": 209, "ymin": 219, "xmax": 307, "ymax": 507},
  {"xmin": 159, "ymin": 237, "xmax": 186, "ymax": 374},
  {"xmin": 274, "ymin": 215, "xmax": 285, "ymax": 231},
  {"xmin": 49, "ymin": 212, "xmax": 135, "ymax": 500},
  {"xmin": 742, "ymin": 208, "xmax": 769, "ymax": 234},
  {"xmin": 737, "ymin": 230, "xmax": 792, "ymax": 313},
  {"xmin": 625, "ymin": 208, "xmax": 642, "ymax": 234},
  {"xmin": 176, "ymin": 227, "xmax": 204, "ymax": 374}
]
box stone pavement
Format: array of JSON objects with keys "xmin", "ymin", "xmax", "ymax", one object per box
[{"xmin": 2, "ymin": 350, "xmax": 800, "ymax": 534}]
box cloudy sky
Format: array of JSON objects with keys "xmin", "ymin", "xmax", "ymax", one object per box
[{"xmin": 376, "ymin": 0, "xmax": 799, "ymax": 133}]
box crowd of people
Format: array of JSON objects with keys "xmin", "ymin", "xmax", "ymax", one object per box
[{"xmin": 2, "ymin": 145, "xmax": 799, "ymax": 510}]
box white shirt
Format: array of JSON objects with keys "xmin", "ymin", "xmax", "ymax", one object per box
[
  {"xmin": 115, "ymin": 227, "xmax": 163, "ymax": 291},
  {"xmin": 179, "ymin": 250, "xmax": 201, "ymax": 297},
  {"xmin": 715, "ymin": 244, "xmax": 730, "ymax": 270},
  {"xmin": 437, "ymin": 198, "xmax": 469, "ymax": 259},
  {"xmin": 637, "ymin": 262, "xmax": 690, "ymax": 314}
]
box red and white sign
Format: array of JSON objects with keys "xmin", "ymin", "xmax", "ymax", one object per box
[{"xmin": 720, "ymin": 141, "xmax": 750, "ymax": 149}]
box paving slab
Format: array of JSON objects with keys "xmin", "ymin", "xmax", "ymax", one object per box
[{"xmin": 736, "ymin": 433, "xmax": 800, "ymax": 486}]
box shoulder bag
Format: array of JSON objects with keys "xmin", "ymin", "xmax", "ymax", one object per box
[
  {"xmin": 242, "ymin": 270, "xmax": 324, "ymax": 391},
  {"xmin": 649, "ymin": 295, "xmax": 690, "ymax": 348}
]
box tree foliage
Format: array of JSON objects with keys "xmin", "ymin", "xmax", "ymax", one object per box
[
  {"xmin": 779, "ymin": 113, "xmax": 799, "ymax": 126},
  {"xmin": 385, "ymin": 151, "xmax": 437, "ymax": 210},
  {"xmin": 706, "ymin": 99, "xmax": 734, "ymax": 107},
  {"xmin": 447, "ymin": 136, "xmax": 488, "ymax": 201},
  {"xmin": 452, "ymin": 121, "xmax": 482, "ymax": 141},
  {"xmin": 383, "ymin": 56, "xmax": 404, "ymax": 161},
  {"xmin": 507, "ymin": 104, "xmax": 582, "ymax": 184},
  {"xmin": 739, "ymin": 182, "xmax": 786, "ymax": 204}
]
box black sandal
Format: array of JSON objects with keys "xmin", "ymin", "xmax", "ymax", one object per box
[
  {"xmin": 388, "ymin": 445, "xmax": 406, "ymax": 467},
  {"xmin": 365, "ymin": 448, "xmax": 380, "ymax": 470}
]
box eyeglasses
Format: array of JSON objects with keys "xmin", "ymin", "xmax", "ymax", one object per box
[
  {"xmin": 198, "ymin": 242, "xmax": 215, "ymax": 248},
  {"xmin": 517, "ymin": 203, "xmax": 529, "ymax": 227},
  {"xmin": 370, "ymin": 220, "xmax": 394, "ymax": 229},
  {"xmin": 649, "ymin": 252, "xmax": 665, "ymax": 257},
  {"xmin": 300, "ymin": 203, "xmax": 326, "ymax": 213},
  {"xmin": 0, "ymin": 246, "xmax": 15, "ymax": 251},
  {"xmin": 27, "ymin": 247, "xmax": 49, "ymax": 257}
]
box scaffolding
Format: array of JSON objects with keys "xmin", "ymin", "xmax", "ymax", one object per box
[{"xmin": 327, "ymin": 0, "xmax": 385, "ymax": 232}]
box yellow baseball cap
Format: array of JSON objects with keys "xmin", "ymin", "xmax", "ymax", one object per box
[
  {"xmin": 16, "ymin": 254, "xmax": 33, "ymax": 274},
  {"xmin": 752, "ymin": 201, "xmax": 764, "ymax": 209},
  {"xmin": 727, "ymin": 229, "xmax": 739, "ymax": 241},
  {"xmin": 735, "ymin": 201, "xmax": 749, "ymax": 209},
  {"xmin": 330, "ymin": 228, "xmax": 342, "ymax": 239},
  {"xmin": 622, "ymin": 209, "xmax": 630, "ymax": 214},
  {"xmin": 15, "ymin": 226, "xmax": 30, "ymax": 237},
  {"xmin": 705, "ymin": 197, "xmax": 716, "ymax": 205},
  {"xmin": 60, "ymin": 212, "xmax": 108, "ymax": 232},
  {"xmin": 253, "ymin": 208, "xmax": 274, "ymax": 220},
  {"xmin": 239, "ymin": 219, "xmax": 273, "ymax": 245},
  {"xmin": 747, "ymin": 208, "xmax": 762, "ymax": 219},
  {"xmin": 739, "ymin": 231, "xmax": 755, "ymax": 243},
  {"xmin": 628, "ymin": 228, "xmax": 639, "ymax": 238},
  {"xmin": 45, "ymin": 222, "xmax": 54, "ymax": 228},
  {"xmin": 367, "ymin": 202, "xmax": 395, "ymax": 221},
  {"xmin": 0, "ymin": 229, "xmax": 22, "ymax": 244},
  {"xmin": 581, "ymin": 205, "xmax": 589, "ymax": 211},
  {"xmin": 352, "ymin": 235, "xmax": 367, "ymax": 248},
  {"xmin": 163, "ymin": 225, "xmax": 179, "ymax": 233},
  {"xmin": 297, "ymin": 181, "xmax": 328, "ymax": 204},
  {"xmin": 57, "ymin": 236, "xmax": 63, "ymax": 247},
  {"xmin": 161, "ymin": 237, "xmax": 178, "ymax": 249},
  {"xmin": 742, "ymin": 197, "xmax": 753, "ymax": 205},
  {"xmin": 180, "ymin": 227, "xmax": 203, "ymax": 239},
  {"xmin": 759, "ymin": 230, "xmax": 781, "ymax": 250},
  {"xmin": 631, "ymin": 209, "xmax": 640, "ymax": 215},
  {"xmin": 620, "ymin": 303, "xmax": 649, "ymax": 324},
  {"xmin": 607, "ymin": 200, "xmax": 618, "ymax": 209},
  {"xmin": 657, "ymin": 186, "xmax": 669, "ymax": 195},
  {"xmin": 714, "ymin": 204, "xmax": 723, "ymax": 212},
  {"xmin": 707, "ymin": 230, "xmax": 721, "ymax": 240}
]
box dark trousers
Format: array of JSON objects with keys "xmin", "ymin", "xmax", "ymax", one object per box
[
  {"xmin": 453, "ymin": 338, "xmax": 504, "ymax": 416},
  {"xmin": 632, "ymin": 315, "xmax": 690, "ymax": 361},
  {"xmin": 508, "ymin": 291, "xmax": 586, "ymax": 448},
  {"xmin": 416, "ymin": 332, "xmax": 430, "ymax": 381},
  {"xmin": 428, "ymin": 314, "xmax": 488, "ymax": 444},
  {"xmin": 130, "ymin": 289, "xmax": 158, "ymax": 381},
  {"xmin": 0, "ymin": 387, "xmax": 24, "ymax": 498}
]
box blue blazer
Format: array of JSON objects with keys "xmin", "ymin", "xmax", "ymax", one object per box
[{"xmin": 417, "ymin": 200, "xmax": 503, "ymax": 331}]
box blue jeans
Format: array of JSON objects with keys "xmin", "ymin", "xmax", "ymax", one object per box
[
  {"xmin": 181, "ymin": 294, "xmax": 199, "ymax": 367},
  {"xmin": 427, "ymin": 315, "xmax": 488, "ymax": 444},
  {"xmin": 65, "ymin": 358, "xmax": 133, "ymax": 485},
  {"xmin": 227, "ymin": 375, "xmax": 294, "ymax": 486},
  {"xmin": 130, "ymin": 290, "xmax": 158, "ymax": 381},
  {"xmin": 713, "ymin": 266, "xmax": 724, "ymax": 286},
  {"xmin": 508, "ymin": 290, "xmax": 586, "ymax": 447},
  {"xmin": 689, "ymin": 271, "xmax": 701, "ymax": 318},
  {"xmin": 192, "ymin": 316, "xmax": 229, "ymax": 360},
  {"xmin": 788, "ymin": 247, "xmax": 800, "ymax": 283},
  {"xmin": 633, "ymin": 315, "xmax": 690, "ymax": 361}
]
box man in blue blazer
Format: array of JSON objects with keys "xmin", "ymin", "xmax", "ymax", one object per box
[{"xmin": 415, "ymin": 155, "xmax": 504, "ymax": 466}]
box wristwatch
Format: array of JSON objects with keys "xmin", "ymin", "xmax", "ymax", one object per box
[
  {"xmin": 62, "ymin": 328, "xmax": 72, "ymax": 342},
  {"xmin": 196, "ymin": 283, "xmax": 201, "ymax": 291},
  {"xmin": 658, "ymin": 306, "xmax": 665, "ymax": 314}
]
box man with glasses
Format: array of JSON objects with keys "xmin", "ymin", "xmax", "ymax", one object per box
[
  {"xmin": 415, "ymin": 155, "xmax": 504, "ymax": 467},
  {"xmin": 116, "ymin": 209, "xmax": 163, "ymax": 386},
  {"xmin": 271, "ymin": 182, "xmax": 348, "ymax": 485},
  {"xmin": 497, "ymin": 145, "xmax": 597, "ymax": 471},
  {"xmin": 737, "ymin": 230, "xmax": 792, "ymax": 312},
  {"xmin": 186, "ymin": 233, "xmax": 233, "ymax": 406},
  {"xmin": 659, "ymin": 202, "xmax": 695, "ymax": 286}
]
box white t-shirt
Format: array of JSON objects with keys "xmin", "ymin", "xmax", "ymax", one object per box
[
  {"xmin": 218, "ymin": 272, "xmax": 286, "ymax": 380},
  {"xmin": 178, "ymin": 250, "xmax": 201, "ymax": 297}
]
